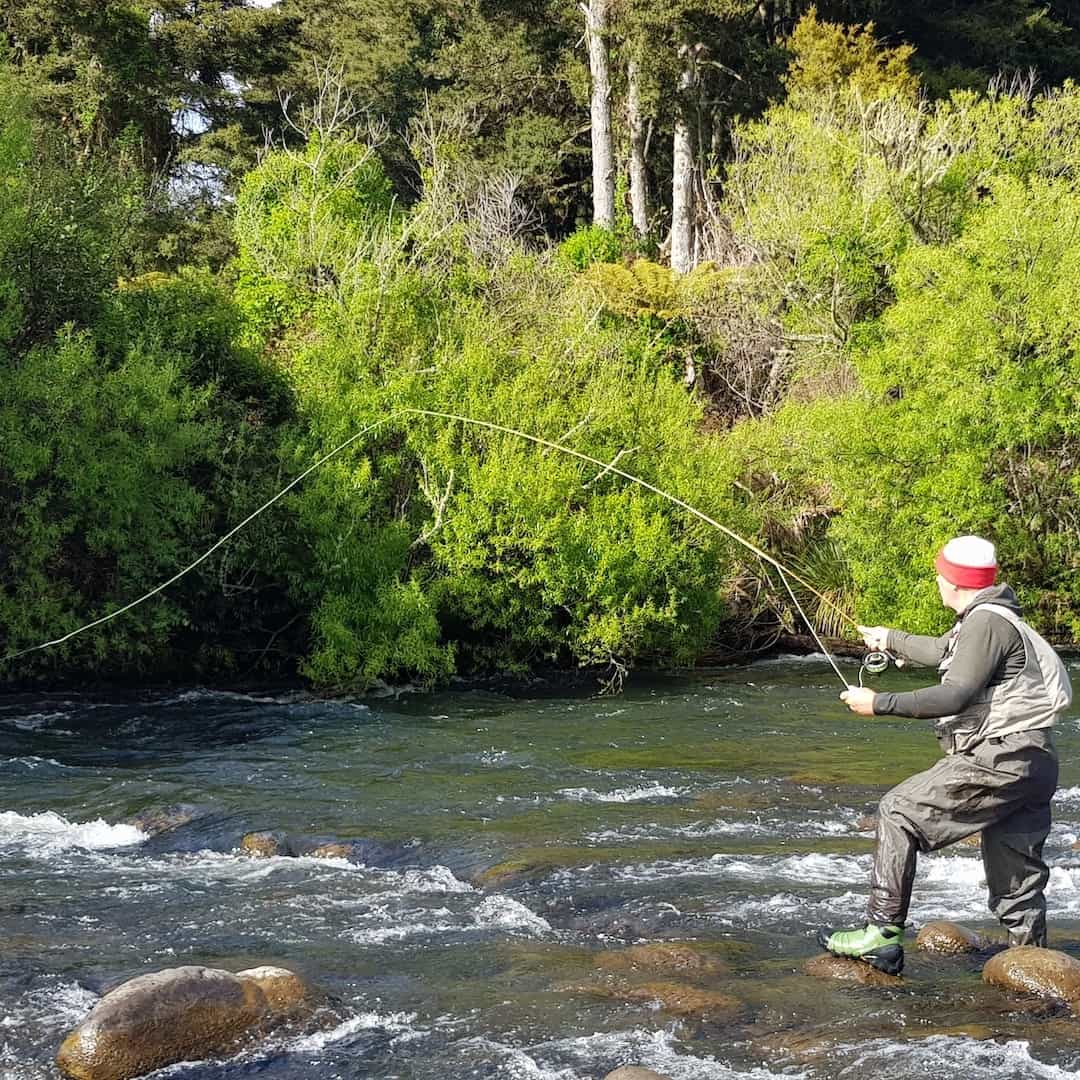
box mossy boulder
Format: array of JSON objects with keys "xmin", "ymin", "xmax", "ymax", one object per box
[
  {"xmin": 983, "ymin": 946, "xmax": 1080, "ymax": 1004},
  {"xmin": 916, "ymin": 921, "xmax": 983, "ymax": 954},
  {"xmin": 474, "ymin": 857, "xmax": 558, "ymax": 890},
  {"xmin": 803, "ymin": 954, "xmax": 900, "ymax": 987},
  {"xmin": 56, "ymin": 965, "xmax": 312, "ymax": 1080}
]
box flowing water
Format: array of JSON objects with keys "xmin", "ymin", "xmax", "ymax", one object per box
[{"xmin": 3, "ymin": 658, "xmax": 1080, "ymax": 1079}]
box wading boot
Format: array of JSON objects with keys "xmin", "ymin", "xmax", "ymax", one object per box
[{"xmin": 816, "ymin": 922, "xmax": 904, "ymax": 975}]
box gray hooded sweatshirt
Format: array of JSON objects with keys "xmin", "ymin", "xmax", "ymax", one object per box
[{"xmin": 871, "ymin": 584, "xmax": 1072, "ymax": 754}]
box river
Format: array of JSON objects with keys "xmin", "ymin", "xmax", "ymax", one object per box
[{"xmin": 2, "ymin": 658, "xmax": 1080, "ymax": 1078}]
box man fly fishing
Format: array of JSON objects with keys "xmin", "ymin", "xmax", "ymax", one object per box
[{"xmin": 818, "ymin": 535, "xmax": 1073, "ymax": 975}]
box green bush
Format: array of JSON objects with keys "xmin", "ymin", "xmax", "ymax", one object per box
[
  {"xmin": 230, "ymin": 134, "xmax": 748, "ymax": 686},
  {"xmin": 557, "ymin": 223, "xmax": 624, "ymax": 271}
]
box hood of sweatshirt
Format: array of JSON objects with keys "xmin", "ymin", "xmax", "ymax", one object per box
[{"xmin": 962, "ymin": 582, "xmax": 1022, "ymax": 619}]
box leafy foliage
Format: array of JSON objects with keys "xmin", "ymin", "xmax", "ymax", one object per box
[{"xmin": 785, "ymin": 7, "xmax": 919, "ymax": 103}]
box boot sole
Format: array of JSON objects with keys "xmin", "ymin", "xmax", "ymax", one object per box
[{"xmin": 863, "ymin": 944, "xmax": 904, "ymax": 976}]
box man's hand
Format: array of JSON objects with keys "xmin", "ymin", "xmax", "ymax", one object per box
[
  {"xmin": 840, "ymin": 686, "xmax": 877, "ymax": 716},
  {"xmin": 857, "ymin": 625, "xmax": 890, "ymax": 651}
]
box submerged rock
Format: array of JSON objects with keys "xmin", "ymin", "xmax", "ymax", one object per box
[
  {"xmin": 238, "ymin": 832, "xmax": 406, "ymax": 864},
  {"xmin": 239, "ymin": 830, "xmax": 292, "ymax": 858},
  {"xmin": 803, "ymin": 954, "xmax": 900, "ymax": 987},
  {"xmin": 604, "ymin": 1068, "xmax": 673, "ymax": 1080},
  {"xmin": 621, "ymin": 981, "xmax": 741, "ymax": 1019},
  {"xmin": 983, "ymin": 946, "xmax": 1080, "ymax": 1004},
  {"xmin": 581, "ymin": 979, "xmax": 742, "ymax": 1020},
  {"xmin": 916, "ymin": 921, "xmax": 983, "ymax": 954},
  {"xmin": 305, "ymin": 841, "xmax": 356, "ymax": 860},
  {"xmin": 55, "ymin": 965, "xmax": 313, "ymax": 1080},
  {"xmin": 474, "ymin": 857, "xmax": 558, "ymax": 890},
  {"xmin": 594, "ymin": 943, "xmax": 727, "ymax": 977},
  {"xmin": 123, "ymin": 804, "xmax": 204, "ymax": 838}
]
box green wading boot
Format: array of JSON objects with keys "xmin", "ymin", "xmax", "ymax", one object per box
[{"xmin": 817, "ymin": 922, "xmax": 904, "ymax": 975}]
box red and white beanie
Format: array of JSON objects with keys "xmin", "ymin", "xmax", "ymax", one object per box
[{"xmin": 935, "ymin": 535, "xmax": 998, "ymax": 589}]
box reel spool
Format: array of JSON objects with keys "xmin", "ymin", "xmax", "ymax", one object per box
[
  {"xmin": 863, "ymin": 651, "xmax": 890, "ymax": 675},
  {"xmin": 858, "ymin": 650, "xmax": 892, "ymax": 687}
]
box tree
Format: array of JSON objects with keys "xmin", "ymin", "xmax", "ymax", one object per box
[
  {"xmin": 583, "ymin": 0, "xmax": 615, "ymax": 227},
  {"xmin": 669, "ymin": 42, "xmax": 699, "ymax": 272},
  {"xmin": 784, "ymin": 6, "xmax": 918, "ymax": 103},
  {"xmin": 2, "ymin": 1, "xmax": 296, "ymax": 171},
  {"xmin": 626, "ymin": 51, "xmax": 649, "ymax": 234}
]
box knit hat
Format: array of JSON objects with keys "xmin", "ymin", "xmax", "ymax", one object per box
[{"xmin": 935, "ymin": 535, "xmax": 998, "ymax": 589}]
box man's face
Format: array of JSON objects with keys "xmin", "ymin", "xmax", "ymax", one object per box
[{"xmin": 936, "ymin": 573, "xmax": 954, "ymax": 608}]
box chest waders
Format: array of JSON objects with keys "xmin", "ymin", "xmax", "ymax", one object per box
[{"xmin": 822, "ymin": 607, "xmax": 1072, "ymax": 972}]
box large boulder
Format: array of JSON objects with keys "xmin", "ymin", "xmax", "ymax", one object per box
[
  {"xmin": 604, "ymin": 1069, "xmax": 673, "ymax": 1080},
  {"xmin": 236, "ymin": 966, "xmax": 308, "ymax": 1013},
  {"xmin": 916, "ymin": 921, "xmax": 983, "ymax": 954},
  {"xmin": 803, "ymin": 954, "xmax": 900, "ymax": 987},
  {"xmin": 56, "ymin": 965, "xmax": 311, "ymax": 1080},
  {"xmin": 983, "ymin": 946, "xmax": 1080, "ymax": 1004}
]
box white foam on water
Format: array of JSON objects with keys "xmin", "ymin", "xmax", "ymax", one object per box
[
  {"xmin": 0, "ymin": 756, "xmax": 69, "ymax": 771},
  {"xmin": 604, "ymin": 851, "xmax": 870, "ymax": 887},
  {"xmin": 347, "ymin": 895, "xmax": 551, "ymax": 945},
  {"xmin": 557, "ymin": 784, "xmax": 687, "ymax": 803},
  {"xmin": 833, "ymin": 1035, "xmax": 1078, "ymax": 1079},
  {"xmin": 158, "ymin": 688, "xmax": 308, "ymax": 706},
  {"xmin": 0, "ymin": 811, "xmax": 145, "ymax": 853},
  {"xmin": 2, "ymin": 711, "xmax": 73, "ymax": 732},
  {"xmin": 366, "ymin": 864, "xmax": 475, "ymax": 897},
  {"xmin": 0, "ymin": 980, "xmax": 97, "ymax": 1032},
  {"xmin": 288, "ymin": 1009, "xmax": 422, "ymax": 1052},
  {"xmin": 585, "ymin": 817, "xmax": 854, "ymax": 844},
  {"xmin": 453, "ymin": 1036, "xmax": 579, "ymax": 1079},
  {"xmin": 752, "ymin": 652, "xmax": 832, "ymax": 666},
  {"xmin": 519, "ymin": 1027, "xmax": 809, "ymax": 1080},
  {"xmin": 1055, "ymin": 786, "xmax": 1080, "ymax": 805},
  {"xmin": 126, "ymin": 851, "xmax": 474, "ymax": 895},
  {"xmin": 473, "ymin": 895, "xmax": 552, "ymax": 934}
]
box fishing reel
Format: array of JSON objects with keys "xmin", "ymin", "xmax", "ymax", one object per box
[{"xmin": 858, "ymin": 650, "xmax": 892, "ymax": 686}]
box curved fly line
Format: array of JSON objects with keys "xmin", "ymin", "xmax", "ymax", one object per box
[{"xmin": 0, "ymin": 407, "xmax": 859, "ymax": 685}]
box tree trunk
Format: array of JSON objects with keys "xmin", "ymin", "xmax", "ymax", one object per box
[
  {"xmin": 670, "ymin": 46, "xmax": 697, "ymax": 274},
  {"xmin": 583, "ymin": 0, "xmax": 614, "ymax": 229},
  {"xmin": 626, "ymin": 54, "xmax": 648, "ymax": 237}
]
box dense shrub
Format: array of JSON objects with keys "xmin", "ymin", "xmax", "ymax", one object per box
[
  {"xmin": 230, "ymin": 136, "xmax": 748, "ymax": 686},
  {"xmin": 557, "ymin": 224, "xmax": 623, "ymax": 270}
]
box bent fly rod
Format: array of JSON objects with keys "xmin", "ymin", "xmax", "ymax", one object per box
[{"xmin": 0, "ymin": 408, "xmax": 864, "ymax": 686}]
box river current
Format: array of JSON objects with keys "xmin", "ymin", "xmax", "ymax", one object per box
[{"xmin": 3, "ymin": 658, "xmax": 1080, "ymax": 1079}]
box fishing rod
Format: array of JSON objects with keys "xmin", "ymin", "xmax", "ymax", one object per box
[{"xmin": 0, "ymin": 407, "xmax": 876, "ymax": 687}]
